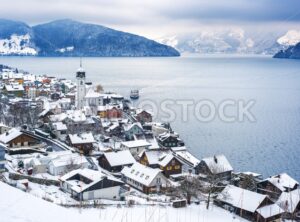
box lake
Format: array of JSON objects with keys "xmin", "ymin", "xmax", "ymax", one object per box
[{"xmin": 1, "ymin": 55, "xmax": 300, "ymax": 180}]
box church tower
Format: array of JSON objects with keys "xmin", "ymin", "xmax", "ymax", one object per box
[{"xmin": 76, "ymin": 59, "xmax": 86, "ymax": 110}]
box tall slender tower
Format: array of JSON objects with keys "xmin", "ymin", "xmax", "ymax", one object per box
[{"xmin": 76, "ymin": 59, "xmax": 86, "ymax": 109}]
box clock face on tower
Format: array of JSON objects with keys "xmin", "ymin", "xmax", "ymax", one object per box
[{"xmin": 76, "ymin": 72, "xmax": 85, "ymax": 78}]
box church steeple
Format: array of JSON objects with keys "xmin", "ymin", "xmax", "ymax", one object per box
[{"xmin": 76, "ymin": 58, "xmax": 86, "ymax": 109}]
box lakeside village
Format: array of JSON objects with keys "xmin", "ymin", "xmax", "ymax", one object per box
[{"xmin": 0, "ymin": 64, "xmax": 299, "ymax": 222}]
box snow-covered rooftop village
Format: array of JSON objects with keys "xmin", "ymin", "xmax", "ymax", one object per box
[{"xmin": 0, "ymin": 63, "xmax": 299, "ymax": 222}]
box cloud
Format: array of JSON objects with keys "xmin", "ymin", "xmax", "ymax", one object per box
[{"xmin": 0, "ymin": 0, "xmax": 299, "ymax": 38}]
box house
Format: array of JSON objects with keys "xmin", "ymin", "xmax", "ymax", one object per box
[
  {"xmin": 107, "ymin": 106, "xmax": 122, "ymax": 119},
  {"xmin": 139, "ymin": 150, "xmax": 182, "ymax": 177},
  {"xmin": 98, "ymin": 150, "xmax": 136, "ymax": 173},
  {"xmin": 135, "ymin": 109, "xmax": 152, "ymax": 124},
  {"xmin": 123, "ymin": 122, "xmax": 144, "ymax": 140},
  {"xmin": 4, "ymin": 83, "xmax": 24, "ymax": 97},
  {"xmin": 256, "ymin": 204, "xmax": 284, "ymax": 222},
  {"xmin": 105, "ymin": 123, "xmax": 122, "ymax": 137},
  {"xmin": 51, "ymin": 122, "xmax": 68, "ymax": 140},
  {"xmin": 121, "ymin": 162, "xmax": 169, "ymax": 194},
  {"xmin": 48, "ymin": 153, "xmax": 89, "ymax": 176},
  {"xmin": 60, "ymin": 168, "xmax": 124, "ymax": 200},
  {"xmin": 277, "ymin": 188, "xmax": 300, "ymax": 219},
  {"xmin": 0, "ymin": 128, "xmax": 41, "ymax": 149},
  {"xmin": 157, "ymin": 132, "xmax": 184, "ymax": 148},
  {"xmin": 68, "ymin": 133, "xmax": 95, "ymax": 155},
  {"xmin": 120, "ymin": 140, "xmax": 151, "ymax": 157},
  {"xmin": 97, "ymin": 105, "xmax": 122, "ymax": 119},
  {"xmin": 215, "ymin": 185, "xmax": 277, "ymax": 221},
  {"xmin": 62, "ymin": 110, "xmax": 95, "ymax": 133},
  {"xmin": 172, "ymin": 147, "xmax": 200, "ymax": 173},
  {"xmin": 30, "ymin": 158, "xmax": 47, "ymax": 174},
  {"xmin": 0, "ymin": 144, "xmax": 5, "ymax": 172},
  {"xmin": 257, "ymin": 173, "xmax": 299, "ymax": 200},
  {"xmin": 195, "ymin": 154, "xmax": 233, "ymax": 181}
]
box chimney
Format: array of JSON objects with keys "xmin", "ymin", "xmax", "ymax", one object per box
[{"xmin": 214, "ymin": 155, "xmax": 218, "ymax": 163}]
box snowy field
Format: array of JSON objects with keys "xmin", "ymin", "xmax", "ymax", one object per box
[{"xmin": 0, "ymin": 182, "xmax": 248, "ymax": 222}]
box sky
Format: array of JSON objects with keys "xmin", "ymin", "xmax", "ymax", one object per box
[{"xmin": 0, "ymin": 0, "xmax": 300, "ymax": 39}]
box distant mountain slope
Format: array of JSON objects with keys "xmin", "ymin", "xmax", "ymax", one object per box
[
  {"xmin": 0, "ymin": 19, "xmax": 180, "ymax": 57},
  {"xmin": 0, "ymin": 19, "xmax": 37, "ymax": 55},
  {"xmin": 157, "ymin": 29, "xmax": 300, "ymax": 55},
  {"xmin": 273, "ymin": 42, "xmax": 300, "ymax": 59}
]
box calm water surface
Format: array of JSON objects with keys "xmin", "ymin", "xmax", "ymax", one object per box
[{"xmin": 1, "ymin": 55, "xmax": 300, "ymax": 180}]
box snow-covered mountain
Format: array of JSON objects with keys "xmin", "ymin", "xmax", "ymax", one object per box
[
  {"xmin": 0, "ymin": 34, "xmax": 37, "ymax": 55},
  {"xmin": 157, "ymin": 29, "xmax": 300, "ymax": 55},
  {"xmin": 0, "ymin": 19, "xmax": 179, "ymax": 57},
  {"xmin": 277, "ymin": 30, "xmax": 300, "ymax": 47}
]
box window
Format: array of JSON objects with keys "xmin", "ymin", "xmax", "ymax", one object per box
[
  {"xmin": 175, "ymin": 165, "xmax": 180, "ymax": 170},
  {"xmin": 156, "ymin": 178, "xmax": 161, "ymax": 184}
]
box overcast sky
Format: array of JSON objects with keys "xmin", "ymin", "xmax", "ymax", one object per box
[{"xmin": 1, "ymin": 0, "xmax": 300, "ymax": 38}]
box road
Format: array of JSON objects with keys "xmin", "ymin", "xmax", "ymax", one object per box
[{"xmin": 22, "ymin": 131, "xmax": 71, "ymax": 152}]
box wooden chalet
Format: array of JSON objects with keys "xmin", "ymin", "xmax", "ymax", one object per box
[
  {"xmin": 98, "ymin": 150, "xmax": 136, "ymax": 172},
  {"xmin": 139, "ymin": 150, "xmax": 182, "ymax": 177}
]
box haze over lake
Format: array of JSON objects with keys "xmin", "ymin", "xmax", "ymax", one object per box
[{"xmin": 1, "ymin": 55, "xmax": 300, "ymax": 180}]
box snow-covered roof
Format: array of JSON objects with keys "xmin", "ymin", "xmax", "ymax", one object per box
[
  {"xmin": 159, "ymin": 153, "xmax": 177, "ymax": 167},
  {"xmin": 85, "ymin": 88, "xmax": 101, "ymax": 98},
  {"xmin": 69, "ymin": 133, "xmax": 95, "ymax": 144},
  {"xmin": 174, "ymin": 150, "xmax": 200, "ymax": 167},
  {"xmin": 5, "ymin": 83, "xmax": 24, "ymax": 91},
  {"xmin": 52, "ymin": 122, "xmax": 67, "ymax": 131},
  {"xmin": 123, "ymin": 122, "xmax": 143, "ymax": 132},
  {"xmin": 256, "ymin": 204, "xmax": 283, "ymax": 218},
  {"xmin": 103, "ymin": 150, "xmax": 136, "ymax": 167},
  {"xmin": 141, "ymin": 150, "xmax": 171, "ymax": 165},
  {"xmin": 201, "ymin": 155, "xmax": 233, "ymax": 174},
  {"xmin": 61, "ymin": 168, "xmax": 122, "ymax": 193},
  {"xmin": 277, "ymin": 189, "xmax": 300, "ymax": 213},
  {"xmin": 121, "ymin": 162, "xmax": 163, "ymax": 187},
  {"xmin": 0, "ymin": 128, "xmax": 22, "ymax": 143},
  {"xmin": 121, "ymin": 140, "xmax": 151, "ymax": 149},
  {"xmin": 49, "ymin": 113, "xmax": 68, "ymax": 122},
  {"xmin": 66, "ymin": 110, "xmax": 86, "ymax": 122},
  {"xmin": 157, "ymin": 132, "xmax": 178, "ymax": 141},
  {"xmin": 264, "ymin": 173, "xmax": 299, "ymax": 192},
  {"xmin": 135, "ymin": 109, "xmax": 153, "ymax": 116},
  {"xmin": 217, "ymin": 185, "xmax": 268, "ymax": 213},
  {"xmin": 49, "ymin": 153, "xmax": 88, "ymax": 168}
]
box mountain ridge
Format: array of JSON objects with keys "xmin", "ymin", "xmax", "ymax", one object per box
[
  {"xmin": 273, "ymin": 42, "xmax": 300, "ymax": 59},
  {"xmin": 0, "ymin": 19, "xmax": 180, "ymax": 57}
]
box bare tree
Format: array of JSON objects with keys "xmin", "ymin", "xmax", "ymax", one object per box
[
  {"xmin": 199, "ymin": 164, "xmax": 228, "ymax": 209},
  {"xmin": 239, "ymin": 174, "xmax": 257, "ymax": 191},
  {"xmin": 176, "ymin": 175, "xmax": 203, "ymax": 204},
  {"xmin": 66, "ymin": 157, "xmax": 79, "ymax": 172},
  {"xmin": 95, "ymin": 84, "xmax": 104, "ymax": 93}
]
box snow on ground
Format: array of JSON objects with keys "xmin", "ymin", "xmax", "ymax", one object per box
[{"xmin": 0, "ymin": 181, "xmax": 248, "ymax": 222}]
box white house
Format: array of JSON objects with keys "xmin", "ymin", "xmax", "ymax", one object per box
[
  {"xmin": 51, "ymin": 122, "xmax": 68, "ymax": 140},
  {"xmin": 60, "ymin": 168, "xmax": 124, "ymax": 201},
  {"xmin": 121, "ymin": 162, "xmax": 169, "ymax": 194},
  {"xmin": 48, "ymin": 153, "xmax": 89, "ymax": 176}
]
